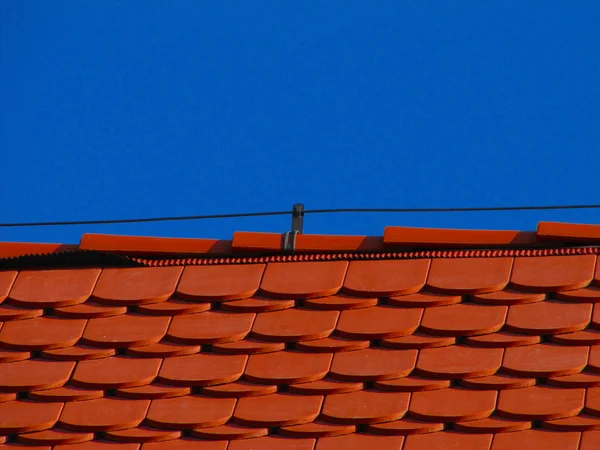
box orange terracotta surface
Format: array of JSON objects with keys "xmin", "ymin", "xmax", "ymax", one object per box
[{"xmin": 1, "ymin": 226, "xmax": 600, "ymax": 448}]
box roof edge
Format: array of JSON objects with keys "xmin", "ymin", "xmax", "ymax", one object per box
[{"xmin": 0, "ymin": 221, "xmax": 599, "ymax": 262}]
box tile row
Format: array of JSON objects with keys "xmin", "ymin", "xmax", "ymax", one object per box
[
  {"xmin": 0, "ymin": 430, "xmax": 599, "ymax": 450},
  {"xmin": 1, "ymin": 302, "xmax": 600, "ymax": 350},
  {"xmin": 2, "ymin": 387, "xmax": 600, "ymax": 435},
  {"xmin": 3, "ymin": 345, "xmax": 600, "ymax": 392},
  {"xmin": 1, "ymin": 255, "xmax": 599, "ymax": 308}
]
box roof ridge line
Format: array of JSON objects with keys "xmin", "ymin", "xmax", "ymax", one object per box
[{"xmin": 1, "ymin": 245, "xmax": 599, "ymax": 270}]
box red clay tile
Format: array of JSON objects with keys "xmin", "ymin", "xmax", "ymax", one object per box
[
  {"xmin": 54, "ymin": 302, "xmax": 127, "ymax": 318},
  {"xmin": 589, "ymin": 346, "xmax": 600, "ymax": 371},
  {"xmin": 176, "ymin": 265, "xmax": 265, "ymax": 301},
  {"xmin": 403, "ymin": 431, "xmax": 492, "ymax": 450},
  {"xmin": 80, "ymin": 233, "xmax": 231, "ymax": 254},
  {"xmin": 245, "ymin": 351, "xmax": 332, "ymax": 384},
  {"xmin": 251, "ymin": 309, "xmax": 338, "ymax": 342},
  {"xmin": 420, "ymin": 303, "xmax": 507, "ymax": 336},
  {"xmin": 144, "ymin": 439, "xmax": 227, "ymax": 450},
  {"xmin": 387, "ymin": 292, "xmax": 461, "ymax": 307},
  {"xmin": 374, "ymin": 376, "xmax": 450, "ymax": 392},
  {"xmin": 0, "ymin": 359, "xmax": 74, "ymax": 392},
  {"xmin": 472, "ymin": 289, "xmax": 545, "ymax": 305},
  {"xmin": 59, "ymin": 398, "xmax": 149, "ymax": 431},
  {"xmin": 343, "ymin": 260, "xmax": 429, "ymax": 296},
  {"xmin": 259, "ymin": 261, "xmax": 348, "ymax": 299},
  {"xmin": 461, "ymin": 374, "xmax": 536, "ymax": 390},
  {"xmin": 167, "ymin": 311, "xmax": 255, "ymax": 344},
  {"xmin": 316, "ymin": 434, "xmax": 404, "ymax": 450},
  {"xmin": 336, "ymin": 306, "xmax": 422, "ymax": 339},
  {"xmin": 454, "ymin": 416, "xmax": 531, "ymax": 433},
  {"xmin": 385, "ymin": 226, "xmax": 534, "ymax": 247},
  {"xmin": 0, "ymin": 348, "xmax": 31, "ymax": 363},
  {"xmin": 72, "ymin": 356, "xmax": 161, "ymax": 389},
  {"xmin": 380, "ymin": 333, "xmax": 455, "ymax": 349},
  {"xmin": 212, "ymin": 339, "xmax": 285, "ymax": 355},
  {"xmin": 41, "ymin": 345, "xmax": 116, "ymax": 361},
  {"xmin": 0, "ymin": 400, "xmax": 63, "ymax": 433},
  {"xmin": 137, "ymin": 298, "xmax": 211, "ymax": 316},
  {"xmin": 465, "ymin": 331, "xmax": 541, "ymax": 347},
  {"xmin": 295, "ymin": 337, "xmax": 369, "ymax": 353},
  {"xmin": 0, "ymin": 349, "xmax": 29, "ymax": 363},
  {"xmin": 0, "ymin": 242, "xmax": 72, "ymax": 258},
  {"xmin": 0, "ymin": 271, "xmax": 17, "ymax": 302},
  {"xmin": 581, "ymin": 431, "xmax": 600, "ymax": 450},
  {"xmin": 491, "ymin": 429, "xmax": 580, "ymax": 450},
  {"xmin": 497, "ymin": 386, "xmax": 584, "ymax": 420},
  {"xmin": 158, "ymin": 353, "xmax": 247, "ymax": 386},
  {"xmin": 506, "ymin": 300, "xmax": 592, "ymax": 334},
  {"xmin": 9, "ymin": 269, "xmax": 100, "ymax": 308},
  {"xmin": 116, "ymin": 384, "xmax": 190, "ymax": 400},
  {"xmin": 548, "ymin": 372, "xmax": 600, "ymax": 388},
  {"xmin": 594, "ymin": 304, "xmax": 600, "ymax": 328},
  {"xmin": 126, "ymin": 342, "xmax": 200, "ymax": 358},
  {"xmin": 416, "ymin": 345, "xmax": 503, "ymax": 378},
  {"xmin": 366, "ymin": 418, "xmax": 444, "ymax": 435},
  {"xmin": 105, "ymin": 426, "xmax": 182, "ymax": 443},
  {"xmin": 409, "ymin": 388, "xmax": 496, "ymax": 421},
  {"xmin": 202, "ymin": 381, "xmax": 277, "ymax": 398},
  {"xmin": 17, "ymin": 429, "xmax": 93, "ymax": 445},
  {"xmin": 279, "ymin": 421, "xmax": 354, "ymax": 438},
  {"xmin": 303, "ymin": 294, "xmax": 378, "ymax": 310},
  {"xmin": 511, "ymin": 255, "xmax": 596, "ymax": 292},
  {"xmin": 538, "ymin": 221, "xmax": 600, "ymax": 242},
  {"xmin": 287, "ymin": 379, "xmax": 363, "ymax": 395},
  {"xmin": 221, "ymin": 297, "xmax": 295, "ymax": 313},
  {"xmin": 93, "ymin": 267, "xmax": 183, "ymax": 305},
  {"xmin": 233, "ymin": 393, "xmax": 323, "ymax": 427},
  {"xmin": 426, "ymin": 258, "xmax": 512, "ymax": 294},
  {"xmin": 83, "ymin": 314, "xmax": 171, "ymax": 348},
  {"xmin": 321, "ymin": 390, "xmax": 409, "ymax": 424},
  {"xmin": 557, "ymin": 286, "xmax": 600, "ymax": 302},
  {"xmin": 28, "ymin": 385, "xmax": 104, "ymax": 402},
  {"xmin": 0, "ymin": 392, "xmax": 17, "ymax": 402},
  {"xmin": 586, "ymin": 387, "xmax": 600, "ymax": 415},
  {"xmin": 0, "ymin": 317, "xmax": 86, "ymax": 350},
  {"xmin": 542, "ymin": 414, "xmax": 600, "ymax": 431},
  {"xmin": 55, "ymin": 442, "xmax": 140, "ymax": 450},
  {"xmin": 0, "ymin": 304, "xmax": 43, "ymax": 321},
  {"xmin": 146, "ymin": 396, "xmax": 235, "ymax": 429},
  {"xmin": 228, "ymin": 436, "xmax": 316, "ymax": 450},
  {"xmin": 233, "ymin": 231, "xmax": 384, "ymax": 253},
  {"xmin": 502, "ymin": 343, "xmax": 589, "ymax": 377},
  {"xmin": 191, "ymin": 423, "xmax": 268, "ymax": 440},
  {"xmin": 330, "ymin": 348, "xmax": 417, "ymax": 381}
]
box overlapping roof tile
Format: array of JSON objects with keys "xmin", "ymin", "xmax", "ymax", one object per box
[{"xmin": 1, "ymin": 221, "xmax": 600, "ymax": 449}]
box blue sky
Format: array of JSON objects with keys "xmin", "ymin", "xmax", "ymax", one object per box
[{"xmin": 1, "ymin": 1, "xmax": 599, "ymax": 244}]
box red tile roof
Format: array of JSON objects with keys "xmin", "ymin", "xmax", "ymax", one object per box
[{"xmin": 0, "ymin": 221, "xmax": 600, "ymax": 449}]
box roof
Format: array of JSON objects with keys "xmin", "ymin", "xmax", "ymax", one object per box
[{"xmin": 0, "ymin": 221, "xmax": 599, "ymax": 450}]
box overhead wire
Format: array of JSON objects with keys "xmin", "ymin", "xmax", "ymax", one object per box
[{"xmin": 1, "ymin": 203, "xmax": 600, "ymax": 227}]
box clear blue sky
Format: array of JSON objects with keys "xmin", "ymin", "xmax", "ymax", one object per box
[{"xmin": 1, "ymin": 2, "xmax": 599, "ymax": 244}]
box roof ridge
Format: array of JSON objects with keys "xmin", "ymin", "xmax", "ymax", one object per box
[{"xmin": 1, "ymin": 221, "xmax": 599, "ymax": 262}]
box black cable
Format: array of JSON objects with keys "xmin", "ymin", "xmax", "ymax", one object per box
[{"xmin": 1, "ymin": 204, "xmax": 600, "ymax": 228}]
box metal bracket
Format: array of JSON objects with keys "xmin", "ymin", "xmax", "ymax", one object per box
[{"xmin": 283, "ymin": 203, "xmax": 304, "ymax": 253}]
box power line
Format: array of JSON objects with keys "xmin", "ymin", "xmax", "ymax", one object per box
[{"xmin": 1, "ymin": 203, "xmax": 600, "ymax": 228}]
